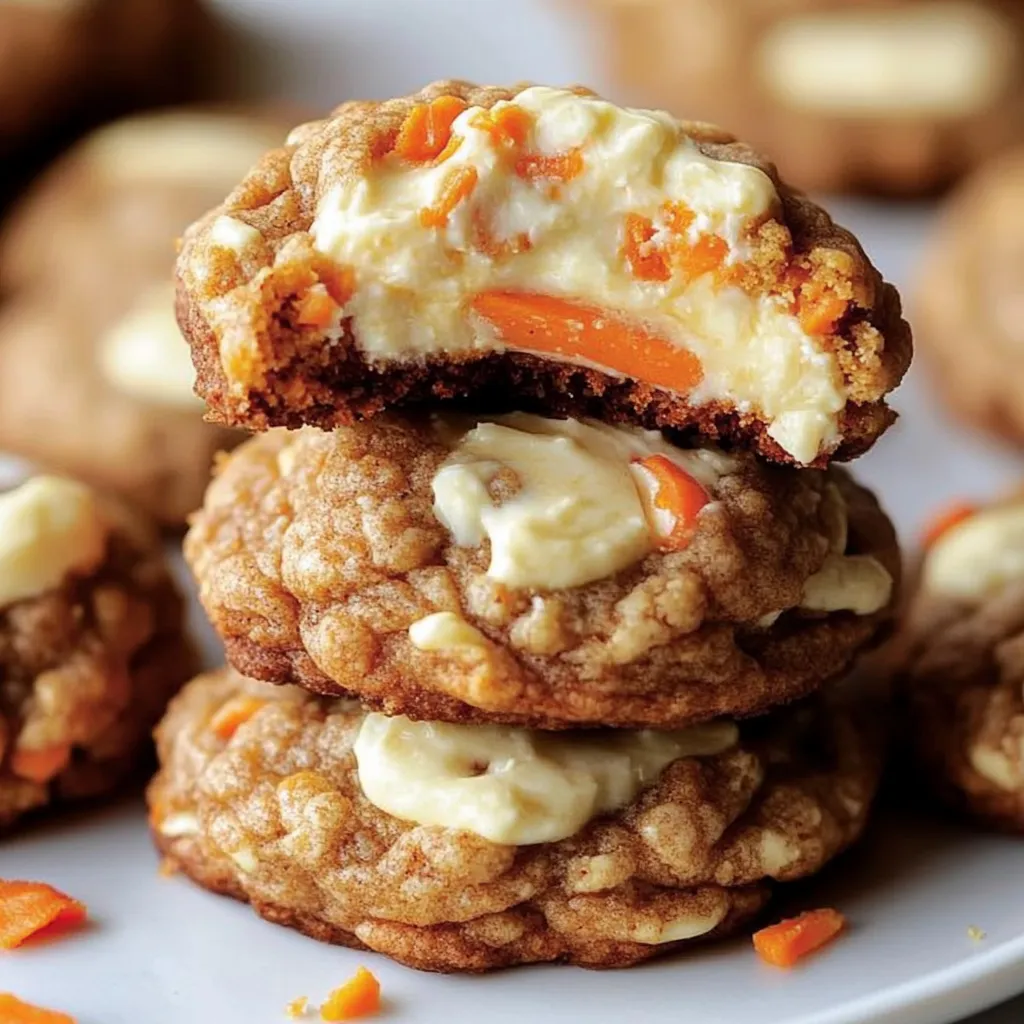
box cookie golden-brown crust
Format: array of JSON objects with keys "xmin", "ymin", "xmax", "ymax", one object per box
[
  {"xmin": 184, "ymin": 417, "xmax": 900, "ymax": 729},
  {"xmin": 149, "ymin": 667, "xmax": 883, "ymax": 973},
  {"xmin": 0, "ymin": 493, "xmax": 195, "ymax": 831},
  {"xmin": 174, "ymin": 81, "xmax": 911, "ymax": 464},
  {"xmin": 898, "ymin": 577, "xmax": 1024, "ymax": 832},
  {"xmin": 583, "ymin": 0, "xmax": 1024, "ymax": 195},
  {"xmin": 914, "ymin": 148, "xmax": 1024, "ymax": 446}
]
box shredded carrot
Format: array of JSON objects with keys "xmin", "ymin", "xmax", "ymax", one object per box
[
  {"xmin": 675, "ymin": 233, "xmax": 729, "ymax": 281},
  {"xmin": 286, "ymin": 995, "xmax": 309, "ymax": 1019},
  {"xmin": 471, "ymin": 291, "xmax": 703, "ymax": 395},
  {"xmin": 209, "ymin": 696, "xmax": 268, "ymax": 741},
  {"xmin": 662, "ymin": 201, "xmax": 696, "ymax": 235},
  {"xmin": 632, "ymin": 455, "xmax": 709, "ymax": 550},
  {"xmin": 622, "ymin": 214, "xmax": 671, "ymax": 282},
  {"xmin": 0, "ymin": 994, "xmax": 75, "ymax": 1024},
  {"xmin": 9, "ymin": 746, "xmax": 71, "ymax": 785},
  {"xmin": 753, "ymin": 909, "xmax": 846, "ymax": 967},
  {"xmin": 0, "ymin": 880, "xmax": 87, "ymax": 950},
  {"xmin": 393, "ymin": 96, "xmax": 468, "ymax": 163},
  {"xmin": 471, "ymin": 105, "xmax": 532, "ymax": 149},
  {"xmin": 296, "ymin": 288, "xmax": 340, "ymax": 329},
  {"xmin": 319, "ymin": 967, "xmax": 381, "ymax": 1021},
  {"xmin": 430, "ymin": 134, "xmax": 462, "ymax": 166},
  {"xmin": 921, "ymin": 501, "xmax": 977, "ymax": 549},
  {"xmin": 420, "ymin": 165, "xmax": 479, "ymax": 228},
  {"xmin": 318, "ymin": 264, "xmax": 356, "ymax": 307},
  {"xmin": 515, "ymin": 148, "xmax": 584, "ymax": 183}
]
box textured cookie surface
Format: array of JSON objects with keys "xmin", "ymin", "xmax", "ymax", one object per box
[
  {"xmin": 0, "ymin": 109, "xmax": 292, "ymax": 525},
  {"xmin": 175, "ymin": 81, "xmax": 910, "ymax": 465},
  {"xmin": 185, "ymin": 414, "xmax": 900, "ymax": 729},
  {"xmin": 0, "ymin": 480, "xmax": 194, "ymax": 830},
  {"xmin": 585, "ymin": 0, "xmax": 1024, "ymax": 194},
  {"xmin": 150, "ymin": 667, "xmax": 884, "ymax": 972}
]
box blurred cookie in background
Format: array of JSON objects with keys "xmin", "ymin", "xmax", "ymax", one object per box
[
  {"xmin": 914, "ymin": 148, "xmax": 1024, "ymax": 444},
  {"xmin": 0, "ymin": 109, "xmax": 293, "ymax": 527},
  {"xmin": 0, "ymin": 0, "xmax": 214, "ymax": 192},
  {"xmin": 583, "ymin": 0, "xmax": 1024, "ymax": 194}
]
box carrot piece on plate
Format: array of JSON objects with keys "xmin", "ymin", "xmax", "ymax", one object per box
[
  {"xmin": 209, "ymin": 696, "xmax": 268, "ymax": 741},
  {"xmin": 753, "ymin": 908, "xmax": 846, "ymax": 967},
  {"xmin": 0, "ymin": 994, "xmax": 76, "ymax": 1023},
  {"xmin": 0, "ymin": 880, "xmax": 87, "ymax": 950},
  {"xmin": 631, "ymin": 454, "xmax": 709, "ymax": 550},
  {"xmin": 921, "ymin": 501, "xmax": 977, "ymax": 549},
  {"xmin": 471, "ymin": 290, "xmax": 703, "ymax": 395},
  {"xmin": 320, "ymin": 967, "xmax": 381, "ymax": 1021}
]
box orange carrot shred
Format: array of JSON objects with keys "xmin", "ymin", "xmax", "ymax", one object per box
[
  {"xmin": 753, "ymin": 908, "xmax": 846, "ymax": 968},
  {"xmin": 319, "ymin": 967, "xmax": 381, "ymax": 1021},
  {"xmin": 632, "ymin": 455, "xmax": 709, "ymax": 550},
  {"xmin": 209, "ymin": 696, "xmax": 268, "ymax": 741},
  {"xmin": 799, "ymin": 293, "xmax": 848, "ymax": 336},
  {"xmin": 9, "ymin": 746, "xmax": 71, "ymax": 785},
  {"xmin": 0, "ymin": 994, "xmax": 76, "ymax": 1024},
  {"xmin": 296, "ymin": 288, "xmax": 340, "ymax": 329},
  {"xmin": 430, "ymin": 134, "xmax": 462, "ymax": 166},
  {"xmin": 472, "ymin": 291, "xmax": 703, "ymax": 396},
  {"xmin": 472, "ymin": 105, "xmax": 532, "ymax": 149},
  {"xmin": 393, "ymin": 96, "xmax": 468, "ymax": 163},
  {"xmin": 0, "ymin": 880, "xmax": 87, "ymax": 950},
  {"xmin": 420, "ymin": 165, "xmax": 479, "ymax": 228},
  {"xmin": 675, "ymin": 233, "xmax": 729, "ymax": 281},
  {"xmin": 515, "ymin": 148, "xmax": 584, "ymax": 183},
  {"xmin": 921, "ymin": 501, "xmax": 977, "ymax": 549},
  {"xmin": 662, "ymin": 201, "xmax": 696, "ymax": 235},
  {"xmin": 622, "ymin": 214, "xmax": 671, "ymax": 282},
  {"xmin": 319, "ymin": 264, "xmax": 356, "ymax": 307}
]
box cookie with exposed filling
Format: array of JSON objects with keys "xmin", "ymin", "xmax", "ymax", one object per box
[
  {"xmin": 0, "ymin": 109, "xmax": 293, "ymax": 526},
  {"xmin": 914, "ymin": 148, "xmax": 1024, "ymax": 445},
  {"xmin": 583, "ymin": 0, "xmax": 1024, "ymax": 195},
  {"xmin": 149, "ymin": 666, "xmax": 884, "ymax": 972},
  {"xmin": 899, "ymin": 496, "xmax": 1024, "ymax": 831},
  {"xmin": 174, "ymin": 81, "xmax": 911, "ymax": 467},
  {"xmin": 184, "ymin": 413, "xmax": 899, "ymax": 729},
  {"xmin": 0, "ymin": 475, "xmax": 194, "ymax": 831}
]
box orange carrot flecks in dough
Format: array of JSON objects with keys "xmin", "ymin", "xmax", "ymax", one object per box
[
  {"xmin": 393, "ymin": 96, "xmax": 468, "ymax": 163},
  {"xmin": 420, "ymin": 165, "xmax": 479, "ymax": 228},
  {"xmin": 209, "ymin": 696, "xmax": 268, "ymax": 741},
  {"xmin": 319, "ymin": 967, "xmax": 381, "ymax": 1021},
  {"xmin": 0, "ymin": 880, "xmax": 87, "ymax": 950},
  {"xmin": 515, "ymin": 148, "xmax": 584, "ymax": 183},
  {"xmin": 631, "ymin": 455, "xmax": 709, "ymax": 550},
  {"xmin": 10, "ymin": 746, "xmax": 71, "ymax": 785},
  {"xmin": 753, "ymin": 909, "xmax": 846, "ymax": 968},
  {"xmin": 621, "ymin": 214, "xmax": 671, "ymax": 282},
  {"xmin": 0, "ymin": 994, "xmax": 76, "ymax": 1024},
  {"xmin": 471, "ymin": 291, "xmax": 703, "ymax": 395}
]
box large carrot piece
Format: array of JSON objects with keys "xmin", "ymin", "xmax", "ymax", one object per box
[
  {"xmin": 0, "ymin": 994, "xmax": 75, "ymax": 1024},
  {"xmin": 753, "ymin": 908, "xmax": 846, "ymax": 967},
  {"xmin": 471, "ymin": 291, "xmax": 703, "ymax": 395},
  {"xmin": 632, "ymin": 455, "xmax": 708, "ymax": 550},
  {"xmin": 320, "ymin": 967, "xmax": 381, "ymax": 1021},
  {"xmin": 0, "ymin": 880, "xmax": 86, "ymax": 950},
  {"xmin": 393, "ymin": 96, "xmax": 468, "ymax": 163}
]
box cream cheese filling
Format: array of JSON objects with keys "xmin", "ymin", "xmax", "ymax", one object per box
[
  {"xmin": 310, "ymin": 86, "xmax": 847, "ymax": 464},
  {"xmin": 353, "ymin": 711, "xmax": 739, "ymax": 845}
]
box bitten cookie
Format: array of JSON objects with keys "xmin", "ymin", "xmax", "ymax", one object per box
[
  {"xmin": 0, "ymin": 475, "xmax": 194, "ymax": 831},
  {"xmin": 150, "ymin": 667, "xmax": 884, "ymax": 972},
  {"xmin": 174, "ymin": 81, "xmax": 911, "ymax": 466},
  {"xmin": 184, "ymin": 413, "xmax": 900, "ymax": 729},
  {"xmin": 914, "ymin": 148, "xmax": 1024, "ymax": 444},
  {"xmin": 899, "ymin": 496, "xmax": 1024, "ymax": 831},
  {"xmin": 0, "ymin": 109, "xmax": 292, "ymax": 526},
  {"xmin": 583, "ymin": 0, "xmax": 1024, "ymax": 195},
  {"xmin": 0, "ymin": 0, "xmax": 210, "ymax": 178}
]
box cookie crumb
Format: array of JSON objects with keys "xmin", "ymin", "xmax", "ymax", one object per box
[
  {"xmin": 968, "ymin": 925, "xmax": 986, "ymax": 942},
  {"xmin": 285, "ymin": 995, "xmax": 309, "ymax": 1018}
]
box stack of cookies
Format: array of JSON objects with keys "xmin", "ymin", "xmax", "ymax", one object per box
[{"xmin": 151, "ymin": 83, "xmax": 912, "ymax": 971}]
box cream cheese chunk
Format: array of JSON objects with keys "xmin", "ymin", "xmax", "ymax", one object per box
[
  {"xmin": 0, "ymin": 476, "xmax": 107, "ymax": 609},
  {"xmin": 409, "ymin": 611, "xmax": 490, "ymax": 651},
  {"xmin": 310, "ymin": 86, "xmax": 847, "ymax": 464},
  {"xmin": 431, "ymin": 413, "xmax": 733, "ymax": 590},
  {"xmin": 353, "ymin": 712, "xmax": 739, "ymax": 845},
  {"xmin": 99, "ymin": 283, "xmax": 203, "ymax": 409},
  {"xmin": 923, "ymin": 504, "xmax": 1024, "ymax": 602},
  {"xmin": 801, "ymin": 553, "xmax": 892, "ymax": 615},
  {"xmin": 756, "ymin": 3, "xmax": 1015, "ymax": 119}
]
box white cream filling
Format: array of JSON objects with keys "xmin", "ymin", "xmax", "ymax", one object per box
[
  {"xmin": 756, "ymin": 3, "xmax": 1016, "ymax": 119},
  {"xmin": 310, "ymin": 86, "xmax": 847, "ymax": 464},
  {"xmin": 353, "ymin": 712, "xmax": 738, "ymax": 845},
  {"xmin": 0, "ymin": 476, "xmax": 107, "ymax": 609}
]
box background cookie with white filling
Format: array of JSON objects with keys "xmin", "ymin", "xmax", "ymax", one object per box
[
  {"xmin": 0, "ymin": 474, "xmax": 194, "ymax": 831},
  {"xmin": 0, "ymin": 108, "xmax": 295, "ymax": 526},
  {"xmin": 581, "ymin": 0, "xmax": 1024, "ymax": 195},
  {"xmin": 149, "ymin": 666, "xmax": 884, "ymax": 972},
  {"xmin": 184, "ymin": 413, "xmax": 900, "ymax": 729}
]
